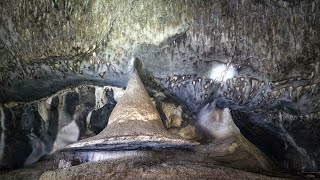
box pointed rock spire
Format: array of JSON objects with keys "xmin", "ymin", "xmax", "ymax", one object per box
[{"xmin": 66, "ymin": 70, "xmax": 197, "ymax": 150}]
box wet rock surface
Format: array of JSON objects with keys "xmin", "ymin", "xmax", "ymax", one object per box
[{"xmin": 0, "ymin": 0, "xmax": 320, "ymax": 177}]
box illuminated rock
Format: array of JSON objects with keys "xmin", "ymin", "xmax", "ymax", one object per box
[
  {"xmin": 197, "ymin": 102, "xmax": 275, "ymax": 172},
  {"xmin": 66, "ymin": 71, "xmax": 197, "ymax": 150}
]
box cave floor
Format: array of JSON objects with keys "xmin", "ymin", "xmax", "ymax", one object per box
[
  {"xmin": 0, "ymin": 148, "xmax": 316, "ymax": 180},
  {"xmin": 0, "ymin": 158, "xmax": 284, "ymax": 180}
]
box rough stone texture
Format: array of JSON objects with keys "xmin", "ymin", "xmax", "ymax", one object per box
[
  {"xmin": 0, "ymin": 0, "xmax": 320, "ymax": 173},
  {"xmin": 39, "ymin": 161, "xmax": 285, "ymax": 180},
  {"xmin": 0, "ymin": 159, "xmax": 56, "ymax": 180},
  {"xmin": 0, "ymin": 85, "xmax": 118, "ymax": 168},
  {"xmin": 43, "ymin": 148, "xmax": 293, "ymax": 180},
  {"xmin": 196, "ymin": 102, "xmax": 275, "ymax": 171},
  {"xmin": 64, "ymin": 71, "xmax": 197, "ymax": 150},
  {"xmin": 53, "ymin": 81, "xmax": 275, "ymax": 178},
  {"xmin": 1, "ymin": 146, "xmax": 317, "ymax": 180},
  {"xmin": 162, "ymin": 102, "xmax": 183, "ymax": 128}
]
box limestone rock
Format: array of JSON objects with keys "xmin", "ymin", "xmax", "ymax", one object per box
[
  {"xmin": 66, "ymin": 71, "xmax": 197, "ymax": 151},
  {"xmin": 0, "ymin": 0, "xmax": 319, "ymax": 172},
  {"xmin": 197, "ymin": 102, "xmax": 275, "ymax": 172},
  {"xmin": 0, "ymin": 85, "xmax": 119, "ymax": 169},
  {"xmin": 162, "ymin": 102, "xmax": 183, "ymax": 128}
]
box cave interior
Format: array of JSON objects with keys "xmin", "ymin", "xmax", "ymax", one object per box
[{"xmin": 0, "ymin": 0, "xmax": 320, "ymax": 179}]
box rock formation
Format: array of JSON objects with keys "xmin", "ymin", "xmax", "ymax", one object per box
[
  {"xmin": 0, "ymin": 0, "xmax": 320, "ymax": 178},
  {"xmin": 65, "ymin": 70, "xmax": 197, "ymax": 150}
]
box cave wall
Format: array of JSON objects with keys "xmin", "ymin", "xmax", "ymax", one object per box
[
  {"xmin": 0, "ymin": 0, "xmax": 320, "ymax": 171},
  {"xmin": 0, "ymin": 85, "xmax": 117, "ymax": 168}
]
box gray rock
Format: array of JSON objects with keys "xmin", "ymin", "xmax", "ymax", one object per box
[
  {"xmin": 0, "ymin": 85, "xmax": 119, "ymax": 168},
  {"xmin": 0, "ymin": 0, "xmax": 319, "ymax": 172}
]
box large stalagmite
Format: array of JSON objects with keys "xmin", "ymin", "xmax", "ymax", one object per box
[{"xmin": 65, "ymin": 70, "xmax": 197, "ymax": 150}]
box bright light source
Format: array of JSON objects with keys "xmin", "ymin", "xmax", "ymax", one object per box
[
  {"xmin": 209, "ymin": 64, "xmax": 236, "ymax": 82},
  {"xmin": 129, "ymin": 56, "xmax": 135, "ymax": 68}
]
